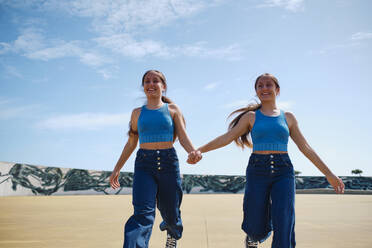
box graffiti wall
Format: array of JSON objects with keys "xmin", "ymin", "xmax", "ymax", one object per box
[{"xmin": 1, "ymin": 162, "xmax": 371, "ymax": 196}]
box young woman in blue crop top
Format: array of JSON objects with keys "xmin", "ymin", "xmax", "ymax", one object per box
[
  {"xmin": 110, "ymin": 70, "xmax": 200, "ymax": 248},
  {"xmin": 188, "ymin": 73, "xmax": 344, "ymax": 248}
]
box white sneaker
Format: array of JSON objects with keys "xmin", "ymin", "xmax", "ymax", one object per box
[
  {"xmin": 165, "ymin": 234, "xmax": 177, "ymax": 248},
  {"xmin": 245, "ymin": 236, "xmax": 258, "ymax": 248}
]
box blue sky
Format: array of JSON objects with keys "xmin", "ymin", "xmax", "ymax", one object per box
[{"xmin": 1, "ymin": 0, "xmax": 371, "ymax": 176}]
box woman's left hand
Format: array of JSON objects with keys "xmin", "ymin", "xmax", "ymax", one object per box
[
  {"xmin": 326, "ymin": 174, "xmax": 345, "ymax": 194},
  {"xmin": 187, "ymin": 150, "xmax": 202, "ymax": 164},
  {"xmin": 110, "ymin": 169, "xmax": 121, "ymax": 189}
]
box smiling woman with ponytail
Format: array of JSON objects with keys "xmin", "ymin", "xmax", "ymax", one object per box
[
  {"xmin": 111, "ymin": 70, "xmax": 198, "ymax": 248},
  {"xmin": 227, "ymin": 102, "xmax": 261, "ymax": 148},
  {"xmin": 128, "ymin": 70, "xmax": 185, "ymax": 143},
  {"xmin": 228, "ymin": 73, "xmax": 280, "ymax": 148},
  {"xmin": 188, "ymin": 73, "xmax": 344, "ymax": 248}
]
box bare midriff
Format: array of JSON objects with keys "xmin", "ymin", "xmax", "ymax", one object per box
[
  {"xmin": 139, "ymin": 141, "xmax": 174, "ymax": 150},
  {"xmin": 253, "ymin": 150, "xmax": 288, "ymax": 154}
]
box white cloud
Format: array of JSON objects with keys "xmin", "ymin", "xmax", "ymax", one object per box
[
  {"xmin": 0, "ymin": 0, "xmax": 45, "ymax": 8},
  {"xmin": 222, "ymin": 100, "xmax": 250, "ymax": 109},
  {"xmin": 306, "ymin": 41, "xmax": 360, "ymax": 55},
  {"xmin": 0, "ymin": 42, "xmax": 12, "ymax": 54},
  {"xmin": 0, "ymin": 103, "xmax": 40, "ymax": 120},
  {"xmin": 222, "ymin": 99, "xmax": 293, "ymax": 110},
  {"xmin": 95, "ymin": 34, "xmax": 171, "ymax": 58},
  {"xmin": 79, "ymin": 52, "xmax": 110, "ymax": 67},
  {"xmin": 98, "ymin": 70, "xmax": 112, "ymax": 80},
  {"xmin": 351, "ymin": 32, "xmax": 372, "ymax": 41},
  {"xmin": 95, "ymin": 35, "xmax": 241, "ymax": 60},
  {"xmin": 2, "ymin": 0, "xmax": 219, "ymax": 35},
  {"xmin": 26, "ymin": 41, "xmax": 82, "ymax": 60},
  {"xmin": 65, "ymin": 0, "xmax": 207, "ymax": 35},
  {"xmin": 306, "ymin": 31, "xmax": 372, "ymax": 55},
  {"xmin": 257, "ymin": 0, "xmax": 304, "ymax": 12},
  {"xmin": 97, "ymin": 67, "xmax": 117, "ymax": 80},
  {"xmin": 0, "ymin": 28, "xmax": 46, "ymax": 56},
  {"xmin": 0, "ymin": 106, "xmax": 31, "ymax": 119},
  {"xmin": 1, "ymin": 28, "xmax": 110, "ymax": 68},
  {"xmin": 31, "ymin": 76, "xmax": 50, "ymax": 84},
  {"xmin": 37, "ymin": 112, "xmax": 131, "ymax": 130},
  {"xmin": 277, "ymin": 100, "xmax": 293, "ymax": 110},
  {"xmin": 3, "ymin": 20, "xmax": 240, "ymax": 69},
  {"xmin": 3, "ymin": 65, "xmax": 23, "ymax": 79},
  {"xmin": 180, "ymin": 43, "xmax": 242, "ymax": 60},
  {"xmin": 0, "ymin": 98, "xmax": 11, "ymax": 105},
  {"xmin": 1, "ymin": 0, "xmax": 239, "ymax": 77},
  {"xmin": 204, "ymin": 83, "xmax": 218, "ymax": 91},
  {"xmin": 3, "ymin": 21, "xmax": 241, "ymax": 66},
  {"xmin": 13, "ymin": 27, "xmax": 45, "ymax": 53}
]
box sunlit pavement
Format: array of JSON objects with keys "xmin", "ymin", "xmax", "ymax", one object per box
[{"xmin": 0, "ymin": 194, "xmax": 371, "ymax": 248}]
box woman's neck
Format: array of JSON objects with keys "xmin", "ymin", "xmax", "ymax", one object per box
[
  {"xmin": 146, "ymin": 98, "xmax": 163, "ymax": 109},
  {"xmin": 260, "ymin": 101, "xmax": 279, "ymax": 114}
]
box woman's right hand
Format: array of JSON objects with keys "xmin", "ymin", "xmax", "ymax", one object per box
[
  {"xmin": 110, "ymin": 169, "xmax": 121, "ymax": 189},
  {"xmin": 326, "ymin": 173, "xmax": 345, "ymax": 194},
  {"xmin": 187, "ymin": 150, "xmax": 202, "ymax": 164}
]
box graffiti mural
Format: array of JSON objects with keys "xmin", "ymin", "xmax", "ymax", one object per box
[
  {"xmin": 0, "ymin": 163, "xmax": 132, "ymax": 196},
  {"xmin": 1, "ymin": 162, "xmax": 372, "ymax": 196},
  {"xmin": 182, "ymin": 174, "xmax": 246, "ymax": 194}
]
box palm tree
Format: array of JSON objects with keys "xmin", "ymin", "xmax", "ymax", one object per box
[{"xmin": 351, "ymin": 169, "xmax": 363, "ymax": 177}]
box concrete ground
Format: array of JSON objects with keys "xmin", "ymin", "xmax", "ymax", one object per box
[{"xmin": 0, "ymin": 194, "xmax": 371, "ymax": 248}]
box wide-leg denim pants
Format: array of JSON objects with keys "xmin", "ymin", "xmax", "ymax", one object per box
[
  {"xmin": 123, "ymin": 148, "xmax": 183, "ymax": 248},
  {"xmin": 242, "ymin": 153, "xmax": 296, "ymax": 248}
]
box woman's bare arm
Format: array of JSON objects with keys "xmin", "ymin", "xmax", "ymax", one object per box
[
  {"xmin": 286, "ymin": 112, "xmax": 344, "ymax": 193},
  {"xmin": 110, "ymin": 108, "xmax": 140, "ymax": 189},
  {"xmin": 198, "ymin": 111, "xmax": 254, "ymax": 153},
  {"xmin": 170, "ymin": 103, "xmax": 196, "ymax": 154}
]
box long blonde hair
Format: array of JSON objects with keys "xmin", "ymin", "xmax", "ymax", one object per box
[
  {"xmin": 228, "ymin": 73, "xmax": 280, "ymax": 148},
  {"xmin": 128, "ymin": 70, "xmax": 185, "ymax": 141}
]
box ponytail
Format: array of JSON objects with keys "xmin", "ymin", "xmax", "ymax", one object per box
[
  {"xmin": 127, "ymin": 120, "xmax": 138, "ymax": 137},
  {"xmin": 161, "ymin": 95, "xmax": 173, "ymax": 104},
  {"xmin": 228, "ymin": 102, "xmax": 261, "ymax": 148},
  {"xmin": 160, "ymin": 96, "xmax": 186, "ymax": 142},
  {"xmin": 229, "ymin": 72, "xmax": 279, "ymax": 148}
]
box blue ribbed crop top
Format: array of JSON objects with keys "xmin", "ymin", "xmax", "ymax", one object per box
[
  {"xmin": 251, "ymin": 109, "xmax": 289, "ymax": 152},
  {"xmin": 137, "ymin": 103, "xmax": 174, "ymax": 144}
]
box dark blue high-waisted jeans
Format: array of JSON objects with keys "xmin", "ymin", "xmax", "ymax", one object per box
[
  {"xmin": 242, "ymin": 153, "xmax": 296, "ymax": 248},
  {"xmin": 123, "ymin": 148, "xmax": 183, "ymax": 248}
]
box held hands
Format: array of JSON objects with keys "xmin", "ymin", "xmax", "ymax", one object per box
[
  {"xmin": 187, "ymin": 150, "xmax": 202, "ymax": 164},
  {"xmin": 326, "ymin": 174, "xmax": 345, "ymax": 194}
]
